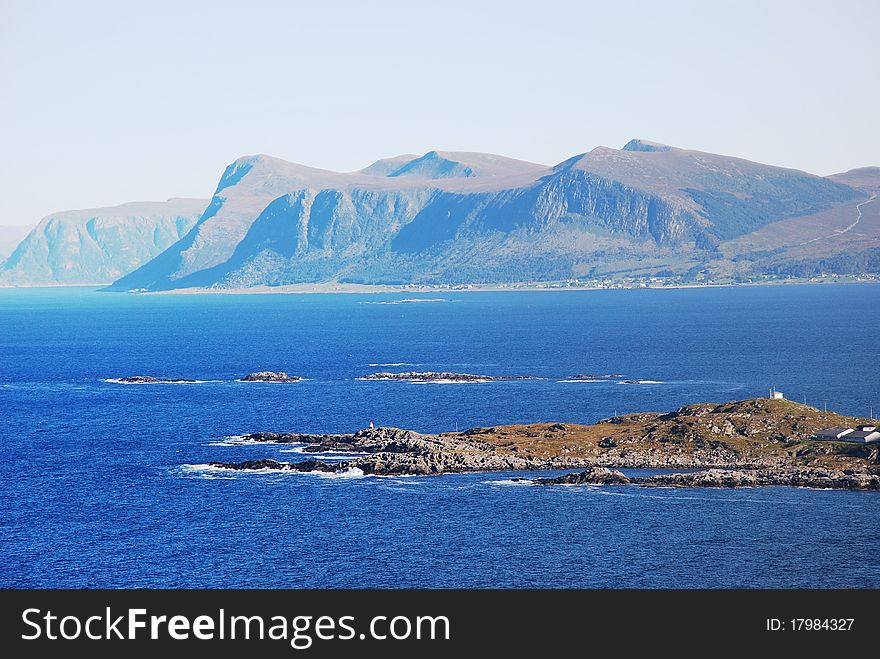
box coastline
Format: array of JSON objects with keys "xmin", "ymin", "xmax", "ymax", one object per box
[
  {"xmin": 1, "ymin": 277, "xmax": 877, "ymax": 295},
  {"xmin": 202, "ymin": 399, "xmax": 880, "ymax": 490},
  {"xmin": 138, "ymin": 277, "xmax": 880, "ymax": 296}
]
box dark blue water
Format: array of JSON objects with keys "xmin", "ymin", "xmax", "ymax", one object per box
[{"xmin": 1, "ymin": 284, "xmax": 878, "ymax": 588}]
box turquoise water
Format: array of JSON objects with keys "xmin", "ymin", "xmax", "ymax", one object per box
[{"xmin": 1, "ymin": 284, "xmax": 878, "ymax": 587}]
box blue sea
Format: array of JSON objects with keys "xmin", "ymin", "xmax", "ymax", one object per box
[{"xmin": 1, "ymin": 284, "xmax": 878, "ymax": 588}]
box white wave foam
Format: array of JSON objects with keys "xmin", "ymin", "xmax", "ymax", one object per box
[
  {"xmin": 206, "ymin": 436, "xmax": 292, "ymax": 447},
  {"xmin": 314, "ymin": 467, "xmax": 366, "ymax": 479},
  {"xmin": 356, "ymin": 376, "xmax": 491, "ymax": 384},
  {"xmin": 483, "ymin": 478, "xmax": 534, "ymax": 486},
  {"xmin": 409, "ymin": 379, "xmax": 494, "ymax": 385},
  {"xmin": 616, "ymin": 380, "xmax": 663, "ymax": 385},
  {"xmin": 180, "ymin": 463, "xmax": 222, "ymax": 473},
  {"xmin": 180, "ymin": 463, "xmax": 367, "ymax": 479},
  {"xmin": 367, "ymin": 362, "xmax": 415, "ymax": 367},
  {"xmin": 360, "ymin": 299, "xmax": 448, "ymax": 306},
  {"xmin": 557, "ymin": 379, "xmax": 604, "ymax": 383},
  {"xmin": 235, "ymin": 378, "xmax": 309, "ymax": 383},
  {"xmin": 177, "ymin": 464, "xmax": 236, "ymax": 480},
  {"xmin": 182, "ymin": 463, "xmax": 297, "ymax": 475}
]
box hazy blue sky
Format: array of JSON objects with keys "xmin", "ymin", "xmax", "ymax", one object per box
[{"xmin": 1, "ymin": 0, "xmax": 877, "ymax": 225}]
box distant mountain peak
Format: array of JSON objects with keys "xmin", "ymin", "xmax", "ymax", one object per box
[
  {"xmin": 382, "ymin": 150, "xmax": 545, "ymax": 180},
  {"xmin": 622, "ymin": 139, "xmax": 674, "ymax": 152},
  {"xmin": 827, "ymin": 166, "xmax": 880, "ymax": 190},
  {"xmin": 388, "ymin": 151, "xmax": 476, "ymax": 179},
  {"xmin": 359, "ymin": 154, "xmax": 420, "ymax": 177}
]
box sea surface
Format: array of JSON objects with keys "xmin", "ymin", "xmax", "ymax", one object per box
[{"xmin": 1, "ymin": 284, "xmax": 878, "ymax": 588}]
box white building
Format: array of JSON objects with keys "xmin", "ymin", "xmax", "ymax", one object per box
[
  {"xmin": 812, "ymin": 425, "xmax": 880, "ymax": 443},
  {"xmin": 812, "ymin": 427, "xmax": 854, "ymax": 440}
]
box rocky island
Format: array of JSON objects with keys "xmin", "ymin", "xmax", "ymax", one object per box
[
  {"xmin": 359, "ymin": 371, "xmax": 537, "ymax": 383},
  {"xmin": 239, "ymin": 371, "xmax": 302, "ymax": 382},
  {"xmin": 206, "ymin": 398, "xmax": 880, "ymax": 490},
  {"xmin": 109, "ymin": 375, "xmax": 198, "ymax": 384}
]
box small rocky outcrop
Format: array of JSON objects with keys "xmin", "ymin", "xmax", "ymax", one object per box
[
  {"xmin": 240, "ymin": 371, "xmax": 302, "ymax": 382},
  {"xmin": 208, "ymin": 458, "xmax": 336, "ymax": 473},
  {"xmin": 535, "ymin": 467, "xmax": 630, "ymax": 485},
  {"xmin": 644, "ymin": 468, "xmax": 880, "ymax": 490},
  {"xmin": 238, "ymin": 431, "xmax": 345, "ymax": 444},
  {"xmin": 114, "ymin": 375, "xmax": 197, "ymax": 384},
  {"xmin": 645, "ymin": 469, "xmax": 761, "ymax": 488}
]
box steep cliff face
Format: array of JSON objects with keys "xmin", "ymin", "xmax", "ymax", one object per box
[
  {"xmin": 106, "ymin": 143, "xmax": 864, "ymax": 290},
  {"xmin": 0, "ymin": 199, "xmax": 206, "ymax": 285},
  {"xmin": 170, "ymin": 187, "xmax": 436, "ymax": 288}
]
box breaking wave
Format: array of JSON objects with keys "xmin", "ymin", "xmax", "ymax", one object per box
[
  {"xmin": 178, "ymin": 464, "xmax": 366, "ymax": 479},
  {"xmin": 360, "ymin": 299, "xmax": 449, "ymax": 305}
]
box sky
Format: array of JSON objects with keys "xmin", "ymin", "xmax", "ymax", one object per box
[{"xmin": 0, "ymin": 0, "xmax": 878, "ymax": 225}]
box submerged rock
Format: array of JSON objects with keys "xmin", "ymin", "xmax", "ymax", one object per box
[
  {"xmin": 209, "ymin": 458, "xmax": 291, "ymax": 471},
  {"xmin": 208, "ymin": 458, "xmax": 337, "ymax": 472}
]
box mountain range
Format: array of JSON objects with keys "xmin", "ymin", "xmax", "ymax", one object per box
[{"xmin": 2, "ymin": 142, "xmax": 877, "ymax": 289}]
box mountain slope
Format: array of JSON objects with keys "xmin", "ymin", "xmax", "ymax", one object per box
[
  {"xmin": 0, "ymin": 225, "xmax": 35, "ymax": 262},
  {"xmin": 0, "ymin": 199, "xmax": 206, "ymax": 286},
  {"xmin": 828, "ymin": 167, "xmax": 880, "ymax": 191},
  {"xmin": 108, "ymin": 144, "xmax": 866, "ymax": 290}
]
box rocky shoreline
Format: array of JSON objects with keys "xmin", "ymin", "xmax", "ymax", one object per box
[
  {"xmin": 532, "ymin": 466, "xmax": 880, "ymax": 490},
  {"xmin": 204, "ymin": 399, "xmax": 880, "ymax": 490}
]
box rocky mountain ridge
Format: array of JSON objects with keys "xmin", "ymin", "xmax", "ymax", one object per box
[
  {"xmin": 4, "ymin": 142, "xmax": 876, "ymax": 289},
  {"xmin": 107, "ymin": 142, "xmax": 868, "ymax": 290}
]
